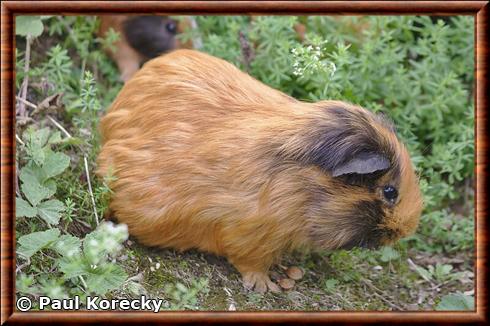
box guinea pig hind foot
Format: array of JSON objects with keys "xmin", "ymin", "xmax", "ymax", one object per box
[{"xmin": 242, "ymin": 271, "xmax": 281, "ymax": 293}]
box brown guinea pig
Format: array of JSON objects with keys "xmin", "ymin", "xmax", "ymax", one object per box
[
  {"xmin": 98, "ymin": 15, "xmax": 180, "ymax": 81},
  {"xmin": 96, "ymin": 49, "xmax": 423, "ymax": 293}
]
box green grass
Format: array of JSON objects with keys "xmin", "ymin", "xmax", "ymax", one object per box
[{"xmin": 14, "ymin": 15, "xmax": 475, "ymax": 311}]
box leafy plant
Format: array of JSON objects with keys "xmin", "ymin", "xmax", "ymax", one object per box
[
  {"xmin": 15, "ymin": 15, "xmax": 128, "ymax": 304},
  {"xmin": 17, "ymin": 221, "xmax": 129, "ymax": 298},
  {"xmin": 436, "ymin": 293, "xmax": 474, "ymax": 311},
  {"xmin": 16, "ymin": 128, "xmax": 70, "ymax": 226},
  {"xmin": 291, "ymin": 37, "xmax": 338, "ymax": 79},
  {"xmin": 58, "ymin": 222, "xmax": 128, "ymax": 295},
  {"xmin": 324, "ymin": 278, "xmax": 339, "ymax": 293},
  {"xmin": 16, "ymin": 16, "xmax": 45, "ymax": 38},
  {"xmin": 410, "ymin": 209, "xmax": 474, "ymax": 254},
  {"xmin": 164, "ymin": 278, "xmax": 210, "ymax": 310},
  {"xmin": 379, "ymin": 246, "xmax": 401, "ymax": 263},
  {"xmin": 412, "ymin": 262, "xmax": 464, "ymax": 283}
]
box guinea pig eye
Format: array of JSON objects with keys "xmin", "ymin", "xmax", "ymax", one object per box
[
  {"xmin": 383, "ymin": 185, "xmax": 398, "ymax": 203},
  {"xmin": 165, "ymin": 21, "xmax": 177, "ymax": 34}
]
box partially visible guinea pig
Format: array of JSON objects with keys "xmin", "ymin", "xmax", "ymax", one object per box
[
  {"xmin": 96, "ymin": 49, "xmax": 424, "ymax": 293},
  {"xmin": 98, "ymin": 15, "xmax": 180, "ymax": 81}
]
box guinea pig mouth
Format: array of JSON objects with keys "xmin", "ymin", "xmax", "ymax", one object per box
[
  {"xmin": 338, "ymin": 237, "xmax": 381, "ymax": 250},
  {"xmin": 337, "ymin": 227, "xmax": 397, "ymax": 251}
]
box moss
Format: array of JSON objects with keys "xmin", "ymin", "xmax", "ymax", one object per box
[{"xmin": 199, "ymin": 290, "xmax": 229, "ymax": 310}]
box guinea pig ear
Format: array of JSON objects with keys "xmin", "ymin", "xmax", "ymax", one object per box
[{"xmin": 332, "ymin": 152, "xmax": 390, "ymax": 177}]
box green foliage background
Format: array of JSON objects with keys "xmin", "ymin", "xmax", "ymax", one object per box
[{"xmin": 14, "ymin": 15, "xmax": 474, "ymax": 310}]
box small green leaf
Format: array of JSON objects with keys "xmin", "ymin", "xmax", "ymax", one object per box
[
  {"xmin": 51, "ymin": 234, "xmax": 81, "ymax": 258},
  {"xmin": 36, "ymin": 128, "xmax": 51, "ymax": 147},
  {"xmin": 126, "ymin": 281, "xmax": 147, "ymax": 296},
  {"xmin": 380, "ymin": 246, "xmax": 400, "ymax": 262},
  {"xmin": 44, "ymin": 179, "xmax": 57, "ymax": 195},
  {"xmin": 22, "ymin": 128, "xmax": 51, "ymax": 165},
  {"xmin": 59, "ymin": 258, "xmax": 88, "ymax": 279},
  {"xmin": 39, "ymin": 277, "xmax": 68, "ymax": 300},
  {"xmin": 42, "ymin": 149, "xmax": 70, "ymax": 179},
  {"xmin": 20, "ymin": 170, "xmax": 53, "ymax": 207},
  {"xmin": 324, "ymin": 278, "xmax": 339, "ymax": 293},
  {"xmin": 19, "ymin": 165, "xmax": 45, "ymax": 184},
  {"xmin": 24, "ymin": 127, "xmax": 50, "ymax": 149},
  {"xmin": 414, "ymin": 265, "xmax": 433, "ymax": 282},
  {"xmin": 176, "ymin": 282, "xmax": 187, "ymax": 293},
  {"xmin": 83, "ymin": 222, "xmax": 128, "ymax": 265},
  {"xmin": 61, "ymin": 136, "xmax": 84, "ymax": 146},
  {"xmin": 17, "ymin": 228, "xmax": 60, "ymax": 259},
  {"xmin": 437, "ymin": 264, "xmax": 453, "ymax": 275},
  {"xmin": 47, "ymin": 131, "xmax": 62, "ymax": 144},
  {"xmin": 37, "ymin": 199, "xmax": 65, "ymax": 225},
  {"xmin": 16, "ymin": 274, "xmax": 35, "ymax": 294},
  {"xmin": 16, "ymin": 197, "xmax": 37, "ymax": 218},
  {"xmin": 26, "ymin": 142, "xmax": 45, "ymax": 166},
  {"xmin": 85, "ymin": 263, "xmax": 127, "ymax": 295},
  {"xmin": 16, "ymin": 16, "xmax": 44, "ymax": 38},
  {"xmin": 436, "ymin": 293, "xmax": 474, "ymax": 311}
]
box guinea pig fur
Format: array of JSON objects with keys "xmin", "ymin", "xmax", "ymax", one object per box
[{"xmin": 97, "ymin": 49, "xmax": 424, "ymax": 293}]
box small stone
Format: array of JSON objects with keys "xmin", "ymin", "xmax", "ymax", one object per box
[
  {"xmin": 228, "ymin": 303, "xmax": 236, "ymax": 311},
  {"xmin": 279, "ymin": 278, "xmax": 295, "ymax": 290},
  {"xmin": 286, "ymin": 266, "xmax": 304, "ymax": 280},
  {"xmin": 373, "ymin": 265, "xmax": 383, "ymax": 271}
]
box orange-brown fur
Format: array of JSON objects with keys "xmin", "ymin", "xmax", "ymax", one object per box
[{"xmin": 97, "ymin": 49, "xmax": 423, "ymax": 292}]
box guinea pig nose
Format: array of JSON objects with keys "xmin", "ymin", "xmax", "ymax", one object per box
[
  {"xmin": 383, "ymin": 185, "xmax": 398, "ymax": 203},
  {"xmin": 165, "ymin": 21, "xmax": 177, "ymax": 34}
]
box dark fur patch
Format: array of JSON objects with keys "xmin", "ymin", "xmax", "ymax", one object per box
[
  {"xmin": 340, "ymin": 200, "xmax": 389, "ymax": 249},
  {"xmin": 302, "ymin": 106, "xmax": 396, "ymax": 186},
  {"xmin": 123, "ymin": 16, "xmax": 177, "ymax": 59}
]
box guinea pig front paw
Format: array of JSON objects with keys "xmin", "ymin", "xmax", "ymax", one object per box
[{"xmin": 242, "ymin": 271, "xmax": 281, "ymax": 293}]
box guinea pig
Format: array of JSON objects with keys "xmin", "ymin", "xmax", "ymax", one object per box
[
  {"xmin": 96, "ymin": 49, "xmax": 424, "ymax": 293},
  {"xmin": 98, "ymin": 15, "xmax": 179, "ymax": 81}
]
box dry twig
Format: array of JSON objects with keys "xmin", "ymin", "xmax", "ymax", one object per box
[
  {"xmin": 15, "ymin": 134, "xmax": 25, "ymax": 146},
  {"xmin": 16, "ymin": 96, "xmax": 37, "ymax": 110},
  {"xmin": 47, "ymin": 116, "xmax": 72, "ymax": 139},
  {"xmin": 360, "ymin": 279, "xmax": 403, "ymax": 311},
  {"xmin": 16, "ymin": 257, "xmax": 31, "ymax": 273},
  {"xmin": 84, "ymin": 156, "xmax": 99, "ymax": 226},
  {"xmin": 407, "ymin": 258, "xmax": 432, "ymax": 283},
  {"xmin": 18, "ymin": 36, "xmax": 32, "ymax": 117}
]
